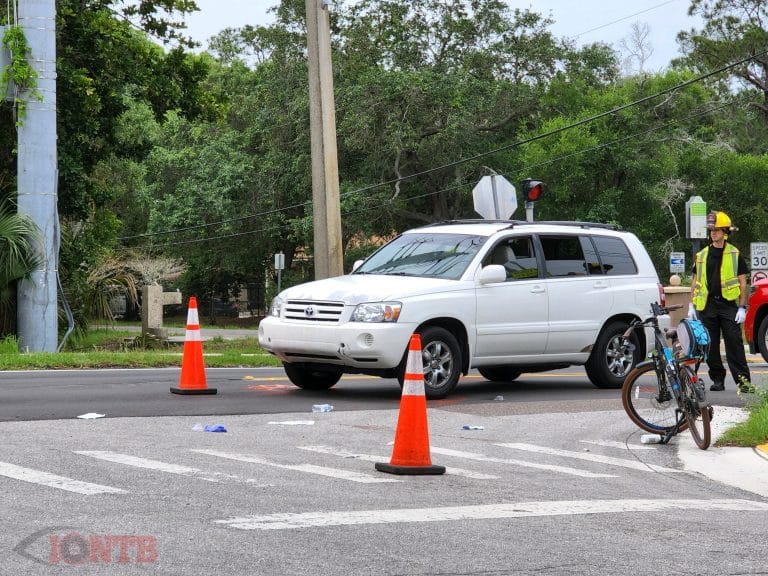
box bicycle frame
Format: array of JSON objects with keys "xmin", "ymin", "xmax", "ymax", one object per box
[{"xmin": 623, "ymin": 302, "xmax": 707, "ymax": 445}]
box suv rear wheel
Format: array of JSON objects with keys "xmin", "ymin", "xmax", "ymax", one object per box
[
  {"xmin": 283, "ymin": 363, "xmax": 343, "ymax": 390},
  {"xmin": 585, "ymin": 320, "xmax": 640, "ymax": 389}
]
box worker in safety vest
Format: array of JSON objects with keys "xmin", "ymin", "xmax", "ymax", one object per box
[{"xmin": 689, "ymin": 211, "xmax": 753, "ymax": 393}]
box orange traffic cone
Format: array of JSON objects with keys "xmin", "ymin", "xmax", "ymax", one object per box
[
  {"xmin": 171, "ymin": 296, "xmax": 217, "ymax": 395},
  {"xmin": 375, "ymin": 333, "xmax": 445, "ymax": 475}
]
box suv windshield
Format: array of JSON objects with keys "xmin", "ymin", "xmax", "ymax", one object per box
[{"xmin": 355, "ymin": 233, "xmax": 486, "ymax": 279}]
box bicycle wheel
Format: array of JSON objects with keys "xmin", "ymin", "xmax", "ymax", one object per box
[
  {"xmin": 680, "ymin": 365, "xmax": 711, "ymax": 450},
  {"xmin": 622, "ymin": 362, "xmax": 681, "ymax": 434}
]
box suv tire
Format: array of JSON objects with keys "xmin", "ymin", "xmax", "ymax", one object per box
[
  {"xmin": 398, "ymin": 326, "xmax": 462, "ymax": 400},
  {"xmin": 585, "ymin": 320, "xmax": 640, "ymax": 389},
  {"xmin": 478, "ymin": 367, "xmax": 522, "ymax": 383},
  {"xmin": 284, "ymin": 363, "xmax": 343, "ymax": 390}
]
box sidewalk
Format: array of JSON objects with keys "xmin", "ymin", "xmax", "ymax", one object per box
[
  {"xmin": 679, "ymin": 405, "xmax": 768, "ymax": 498},
  {"xmin": 96, "ymin": 324, "xmax": 258, "ymax": 342}
]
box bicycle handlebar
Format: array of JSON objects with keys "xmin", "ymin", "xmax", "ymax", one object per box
[{"xmin": 622, "ymin": 302, "xmax": 684, "ymax": 339}]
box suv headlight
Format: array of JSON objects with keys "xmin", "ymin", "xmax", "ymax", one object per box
[
  {"xmin": 351, "ymin": 302, "xmax": 402, "ymax": 323},
  {"xmin": 269, "ymin": 296, "xmax": 284, "ymax": 317}
]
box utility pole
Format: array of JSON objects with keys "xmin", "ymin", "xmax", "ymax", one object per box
[
  {"xmin": 16, "ymin": 0, "xmax": 58, "ymax": 351},
  {"xmin": 306, "ymin": 0, "xmax": 343, "ymax": 279}
]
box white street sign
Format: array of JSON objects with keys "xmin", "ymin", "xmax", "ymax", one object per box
[
  {"xmin": 686, "ymin": 196, "xmax": 708, "ymax": 239},
  {"xmin": 669, "ymin": 252, "xmax": 685, "ymax": 274},
  {"xmin": 750, "ymin": 243, "xmax": 768, "ymax": 270},
  {"xmin": 472, "ymin": 175, "xmax": 517, "ymax": 220},
  {"xmin": 751, "ymin": 242, "xmax": 768, "ymax": 285}
]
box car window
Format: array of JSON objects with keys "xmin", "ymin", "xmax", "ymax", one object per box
[
  {"xmin": 581, "ymin": 236, "xmax": 603, "ymax": 275},
  {"xmin": 591, "ymin": 236, "xmax": 638, "ymax": 275},
  {"xmin": 483, "ymin": 236, "xmax": 539, "ymax": 280},
  {"xmin": 539, "ymin": 235, "xmax": 588, "ymax": 277},
  {"xmin": 354, "ymin": 233, "xmax": 486, "ymax": 280}
]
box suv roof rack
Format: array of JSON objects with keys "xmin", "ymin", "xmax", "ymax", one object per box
[
  {"xmin": 512, "ymin": 220, "xmax": 621, "ymax": 231},
  {"xmin": 423, "ymin": 219, "xmax": 621, "ymax": 231}
]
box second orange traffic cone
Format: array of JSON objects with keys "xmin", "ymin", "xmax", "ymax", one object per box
[
  {"xmin": 171, "ymin": 296, "xmax": 217, "ymax": 395},
  {"xmin": 375, "ymin": 333, "xmax": 445, "ymax": 475}
]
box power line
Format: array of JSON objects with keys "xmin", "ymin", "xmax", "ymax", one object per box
[
  {"xmin": 146, "ymin": 94, "xmax": 741, "ymax": 249},
  {"xmin": 122, "ymin": 49, "xmax": 765, "ymax": 244},
  {"xmin": 570, "ymin": 0, "xmax": 682, "ymax": 39}
]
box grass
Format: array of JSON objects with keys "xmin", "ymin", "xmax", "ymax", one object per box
[
  {"xmin": 716, "ymin": 390, "xmax": 768, "ymax": 448},
  {"xmin": 0, "ymin": 332, "xmax": 281, "ymax": 370}
]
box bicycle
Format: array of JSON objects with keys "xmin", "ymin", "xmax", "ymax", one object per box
[{"xmin": 621, "ymin": 302, "xmax": 713, "ymax": 450}]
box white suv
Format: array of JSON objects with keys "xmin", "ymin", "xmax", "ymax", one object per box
[{"xmin": 258, "ymin": 220, "xmax": 664, "ymax": 398}]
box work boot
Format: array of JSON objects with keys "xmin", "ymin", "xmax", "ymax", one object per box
[
  {"xmin": 737, "ymin": 376, "xmax": 756, "ymax": 394},
  {"xmin": 709, "ymin": 380, "xmax": 725, "ymax": 391}
]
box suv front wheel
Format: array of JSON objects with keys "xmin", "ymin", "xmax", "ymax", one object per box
[
  {"xmin": 398, "ymin": 326, "xmax": 462, "ymax": 399},
  {"xmin": 585, "ymin": 320, "xmax": 640, "ymax": 389},
  {"xmin": 478, "ymin": 367, "xmax": 522, "ymax": 383},
  {"xmin": 284, "ymin": 363, "xmax": 343, "ymax": 390}
]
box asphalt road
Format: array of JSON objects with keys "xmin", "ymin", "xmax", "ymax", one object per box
[
  {"xmin": 0, "ymin": 366, "xmax": 754, "ymax": 422},
  {"xmin": 1, "ymin": 367, "xmax": 765, "ymax": 575}
]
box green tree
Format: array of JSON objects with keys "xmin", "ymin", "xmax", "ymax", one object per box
[
  {"xmin": 677, "ymin": 0, "xmax": 768, "ymax": 124},
  {"xmin": 0, "ymin": 202, "xmax": 38, "ymax": 334}
]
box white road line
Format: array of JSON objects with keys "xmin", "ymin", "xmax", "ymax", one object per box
[
  {"xmin": 580, "ymin": 440, "xmax": 656, "ymax": 450},
  {"xmin": 0, "ymin": 461, "xmax": 125, "ymax": 495},
  {"xmin": 496, "ymin": 443, "xmax": 681, "ymax": 473},
  {"xmin": 430, "ymin": 447, "xmax": 616, "ymax": 478},
  {"xmin": 215, "ymin": 498, "xmax": 768, "ymax": 530},
  {"xmin": 75, "ymin": 451, "xmax": 227, "ymax": 483},
  {"xmin": 298, "ymin": 445, "xmax": 498, "ymax": 480},
  {"xmin": 193, "ymin": 449, "xmax": 400, "ymax": 484}
]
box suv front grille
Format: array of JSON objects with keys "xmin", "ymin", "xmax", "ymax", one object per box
[{"xmin": 284, "ymin": 300, "xmax": 344, "ymax": 322}]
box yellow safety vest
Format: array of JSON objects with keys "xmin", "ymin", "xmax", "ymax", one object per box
[{"xmin": 692, "ymin": 244, "xmax": 741, "ymax": 310}]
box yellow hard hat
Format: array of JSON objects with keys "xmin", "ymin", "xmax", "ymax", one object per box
[{"xmin": 706, "ymin": 211, "xmax": 737, "ymax": 231}]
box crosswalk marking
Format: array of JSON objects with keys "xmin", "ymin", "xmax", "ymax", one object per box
[
  {"xmin": 75, "ymin": 451, "xmax": 229, "ymax": 483},
  {"xmin": 496, "ymin": 443, "xmax": 681, "ymax": 473},
  {"xmin": 580, "ymin": 440, "xmax": 655, "ymax": 450},
  {"xmin": 215, "ymin": 498, "xmax": 768, "ymax": 530},
  {"xmin": 298, "ymin": 445, "xmax": 498, "ymax": 480},
  {"xmin": 0, "ymin": 461, "xmax": 125, "ymax": 495},
  {"xmin": 193, "ymin": 449, "xmax": 400, "ymax": 483},
  {"xmin": 429, "ymin": 447, "xmax": 616, "ymax": 478}
]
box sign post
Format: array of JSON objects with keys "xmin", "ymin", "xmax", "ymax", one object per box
[{"xmin": 275, "ymin": 252, "xmax": 285, "ymax": 293}]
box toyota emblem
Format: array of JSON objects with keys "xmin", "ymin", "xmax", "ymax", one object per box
[{"xmin": 304, "ymin": 306, "xmax": 315, "ymax": 317}]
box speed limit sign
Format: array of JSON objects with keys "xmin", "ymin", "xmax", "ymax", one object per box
[
  {"xmin": 751, "ymin": 243, "xmax": 768, "ymax": 285},
  {"xmin": 751, "ymin": 243, "xmax": 768, "ymax": 269}
]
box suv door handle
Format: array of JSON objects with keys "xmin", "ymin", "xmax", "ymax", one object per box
[
  {"xmin": 593, "ymin": 281, "xmax": 609, "ymax": 289},
  {"xmin": 530, "ymin": 285, "xmax": 545, "ymax": 294}
]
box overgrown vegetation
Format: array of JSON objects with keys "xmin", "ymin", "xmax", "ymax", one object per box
[
  {"xmin": 716, "ymin": 388, "xmax": 768, "ymax": 447},
  {"xmin": 0, "ymin": 332, "xmax": 278, "ymax": 370},
  {"xmin": 0, "ymin": 24, "xmax": 43, "ymax": 125}
]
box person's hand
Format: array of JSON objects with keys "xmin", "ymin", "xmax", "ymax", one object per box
[
  {"xmin": 688, "ymin": 303, "xmax": 696, "ymax": 320},
  {"xmin": 735, "ymin": 306, "xmax": 747, "ymax": 324}
]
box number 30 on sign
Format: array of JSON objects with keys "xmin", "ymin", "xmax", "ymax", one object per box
[{"xmin": 751, "ymin": 242, "xmax": 768, "ymax": 269}]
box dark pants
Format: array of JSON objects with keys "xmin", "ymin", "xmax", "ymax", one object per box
[{"xmin": 699, "ymin": 296, "xmax": 751, "ymax": 385}]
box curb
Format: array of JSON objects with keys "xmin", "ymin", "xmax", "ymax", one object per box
[{"xmin": 756, "ymin": 444, "xmax": 768, "ymax": 460}]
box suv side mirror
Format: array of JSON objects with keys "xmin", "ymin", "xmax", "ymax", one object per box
[
  {"xmin": 352, "ymin": 259, "xmax": 364, "ymax": 272},
  {"xmin": 478, "ymin": 264, "xmax": 506, "ymax": 284}
]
